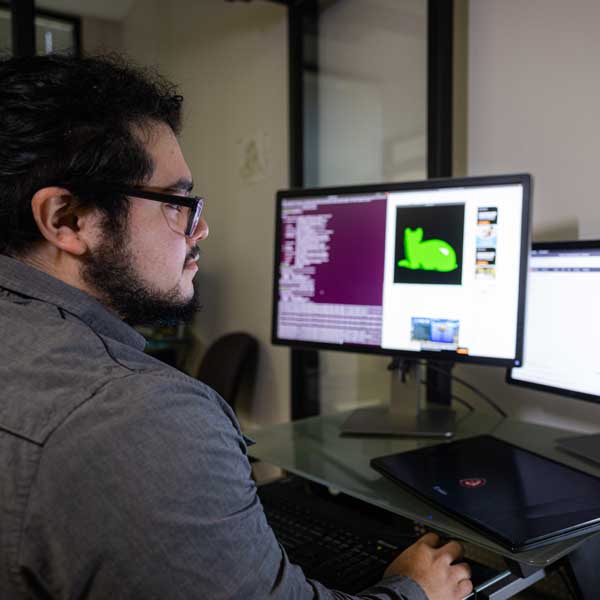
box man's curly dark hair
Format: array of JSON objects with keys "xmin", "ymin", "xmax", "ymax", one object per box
[{"xmin": 0, "ymin": 53, "xmax": 183, "ymax": 256}]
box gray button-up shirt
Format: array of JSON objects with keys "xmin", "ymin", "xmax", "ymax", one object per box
[{"xmin": 0, "ymin": 255, "xmax": 427, "ymax": 600}]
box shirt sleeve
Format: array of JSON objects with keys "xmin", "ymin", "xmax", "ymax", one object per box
[{"xmin": 20, "ymin": 373, "xmax": 428, "ymax": 600}]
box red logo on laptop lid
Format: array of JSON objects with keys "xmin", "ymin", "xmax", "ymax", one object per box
[{"xmin": 460, "ymin": 478, "xmax": 487, "ymax": 489}]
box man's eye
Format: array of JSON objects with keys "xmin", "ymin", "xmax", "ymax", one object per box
[{"xmin": 167, "ymin": 204, "xmax": 183, "ymax": 212}]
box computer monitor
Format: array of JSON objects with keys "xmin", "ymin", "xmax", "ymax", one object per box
[
  {"xmin": 272, "ymin": 174, "xmax": 532, "ymax": 435},
  {"xmin": 507, "ymin": 240, "xmax": 600, "ymax": 463}
]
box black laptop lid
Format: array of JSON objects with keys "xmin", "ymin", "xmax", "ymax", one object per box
[{"xmin": 371, "ymin": 435, "xmax": 600, "ymax": 551}]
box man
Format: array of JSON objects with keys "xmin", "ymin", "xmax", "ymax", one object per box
[{"xmin": 0, "ymin": 54, "xmax": 473, "ymax": 600}]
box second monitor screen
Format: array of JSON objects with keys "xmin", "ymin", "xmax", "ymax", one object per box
[{"xmin": 275, "ymin": 180, "xmax": 526, "ymax": 363}]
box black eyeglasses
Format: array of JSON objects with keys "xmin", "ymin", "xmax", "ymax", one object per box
[
  {"xmin": 110, "ymin": 185, "xmax": 205, "ymax": 239},
  {"xmin": 66, "ymin": 184, "xmax": 206, "ymax": 239}
]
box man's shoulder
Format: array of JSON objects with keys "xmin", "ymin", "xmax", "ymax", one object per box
[
  {"xmin": 0, "ymin": 288, "xmax": 113, "ymax": 360},
  {"xmin": 0, "ymin": 294, "xmax": 125, "ymax": 443},
  {"xmin": 67, "ymin": 369, "xmax": 241, "ymax": 451},
  {"xmin": 48, "ymin": 345, "xmax": 242, "ymax": 458},
  {"xmin": 36, "ymin": 368, "xmax": 250, "ymax": 517},
  {"xmin": 97, "ymin": 367, "xmax": 229, "ymax": 420},
  {"xmin": 0, "ymin": 290, "xmax": 228, "ymax": 445}
]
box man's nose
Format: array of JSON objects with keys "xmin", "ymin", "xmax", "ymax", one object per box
[{"xmin": 188, "ymin": 216, "xmax": 209, "ymax": 241}]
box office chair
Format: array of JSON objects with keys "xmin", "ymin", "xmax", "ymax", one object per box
[{"xmin": 196, "ymin": 332, "xmax": 259, "ymax": 411}]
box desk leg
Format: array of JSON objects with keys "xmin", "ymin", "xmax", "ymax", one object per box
[{"xmin": 563, "ymin": 535, "xmax": 600, "ymax": 600}]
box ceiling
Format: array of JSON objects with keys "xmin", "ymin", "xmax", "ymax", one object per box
[{"xmin": 36, "ymin": 0, "xmax": 135, "ymax": 21}]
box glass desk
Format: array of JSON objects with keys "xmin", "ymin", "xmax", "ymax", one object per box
[{"xmin": 248, "ymin": 410, "xmax": 600, "ymax": 572}]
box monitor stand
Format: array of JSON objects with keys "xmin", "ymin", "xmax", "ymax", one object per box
[
  {"xmin": 556, "ymin": 433, "xmax": 600, "ymax": 465},
  {"xmin": 340, "ymin": 361, "xmax": 456, "ymax": 438}
]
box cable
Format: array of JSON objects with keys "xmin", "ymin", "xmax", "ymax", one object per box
[
  {"xmin": 418, "ymin": 378, "xmax": 474, "ymax": 413},
  {"xmin": 452, "ymin": 394, "xmax": 474, "ymax": 413},
  {"xmin": 425, "ymin": 362, "xmax": 508, "ymax": 418}
]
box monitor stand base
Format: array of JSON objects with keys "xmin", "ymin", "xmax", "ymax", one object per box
[
  {"xmin": 340, "ymin": 404, "xmax": 455, "ymax": 438},
  {"xmin": 556, "ymin": 433, "xmax": 600, "ymax": 465},
  {"xmin": 340, "ymin": 360, "xmax": 457, "ymax": 438}
]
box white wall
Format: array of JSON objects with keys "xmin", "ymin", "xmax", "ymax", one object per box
[
  {"xmin": 463, "ymin": 0, "xmax": 600, "ymax": 431},
  {"xmin": 120, "ymin": 0, "xmax": 165, "ymax": 69},
  {"xmin": 468, "ymin": 0, "xmax": 600, "ymax": 241},
  {"xmin": 82, "ymin": 16, "xmax": 123, "ymax": 55}
]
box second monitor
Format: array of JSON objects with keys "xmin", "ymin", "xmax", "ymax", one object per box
[{"xmin": 508, "ymin": 240, "xmax": 600, "ymax": 462}]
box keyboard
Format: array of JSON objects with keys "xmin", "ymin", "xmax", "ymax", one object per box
[{"xmin": 258, "ymin": 476, "xmax": 502, "ymax": 595}]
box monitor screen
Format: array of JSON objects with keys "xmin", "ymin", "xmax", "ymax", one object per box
[
  {"xmin": 272, "ymin": 174, "xmax": 531, "ymax": 367},
  {"xmin": 508, "ymin": 241, "xmax": 600, "ymax": 401}
]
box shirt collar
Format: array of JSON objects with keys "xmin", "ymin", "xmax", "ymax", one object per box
[{"xmin": 0, "ymin": 254, "xmax": 146, "ymax": 351}]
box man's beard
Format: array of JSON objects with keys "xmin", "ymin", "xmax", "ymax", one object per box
[{"xmin": 81, "ymin": 215, "xmax": 199, "ymax": 326}]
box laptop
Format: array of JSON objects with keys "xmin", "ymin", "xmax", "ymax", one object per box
[{"xmin": 370, "ymin": 435, "xmax": 600, "ymax": 551}]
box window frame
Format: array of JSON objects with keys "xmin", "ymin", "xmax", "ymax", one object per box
[{"xmin": 1, "ymin": 0, "xmax": 81, "ymax": 57}]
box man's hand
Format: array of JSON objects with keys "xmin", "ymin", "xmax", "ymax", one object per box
[{"xmin": 384, "ymin": 532, "xmax": 473, "ymax": 600}]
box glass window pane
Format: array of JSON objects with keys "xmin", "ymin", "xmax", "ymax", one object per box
[
  {"xmin": 303, "ymin": 0, "xmax": 428, "ymax": 414},
  {"xmin": 36, "ymin": 15, "xmax": 76, "ymax": 56},
  {"xmin": 0, "ymin": 8, "xmax": 11, "ymax": 54},
  {"xmin": 305, "ymin": 0, "xmax": 427, "ymax": 187}
]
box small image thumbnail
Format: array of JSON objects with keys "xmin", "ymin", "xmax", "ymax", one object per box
[
  {"xmin": 431, "ymin": 320, "xmax": 459, "ymax": 344},
  {"xmin": 411, "ymin": 317, "xmax": 459, "ymax": 347},
  {"xmin": 477, "ymin": 206, "xmax": 498, "ymax": 225},
  {"xmin": 476, "ymin": 224, "xmax": 497, "ymax": 248},
  {"xmin": 475, "ymin": 266, "xmax": 496, "ymax": 279},
  {"xmin": 476, "ymin": 248, "xmax": 496, "ymax": 266}
]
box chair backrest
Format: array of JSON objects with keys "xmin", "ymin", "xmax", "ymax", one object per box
[{"xmin": 196, "ymin": 332, "xmax": 258, "ymax": 410}]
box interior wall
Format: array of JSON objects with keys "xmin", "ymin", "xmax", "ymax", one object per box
[
  {"xmin": 462, "ymin": 0, "xmax": 600, "ymax": 431},
  {"xmin": 120, "ymin": 0, "xmax": 165, "ymax": 69},
  {"xmin": 118, "ymin": 0, "xmax": 290, "ymax": 428},
  {"xmin": 82, "ymin": 16, "xmax": 123, "ymax": 55}
]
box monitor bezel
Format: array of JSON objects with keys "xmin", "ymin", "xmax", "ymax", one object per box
[
  {"xmin": 271, "ymin": 173, "xmax": 532, "ymax": 368},
  {"xmin": 506, "ymin": 239, "xmax": 600, "ymax": 404}
]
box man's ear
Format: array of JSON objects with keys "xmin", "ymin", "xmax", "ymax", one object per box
[{"xmin": 30, "ymin": 187, "xmax": 97, "ymax": 256}]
